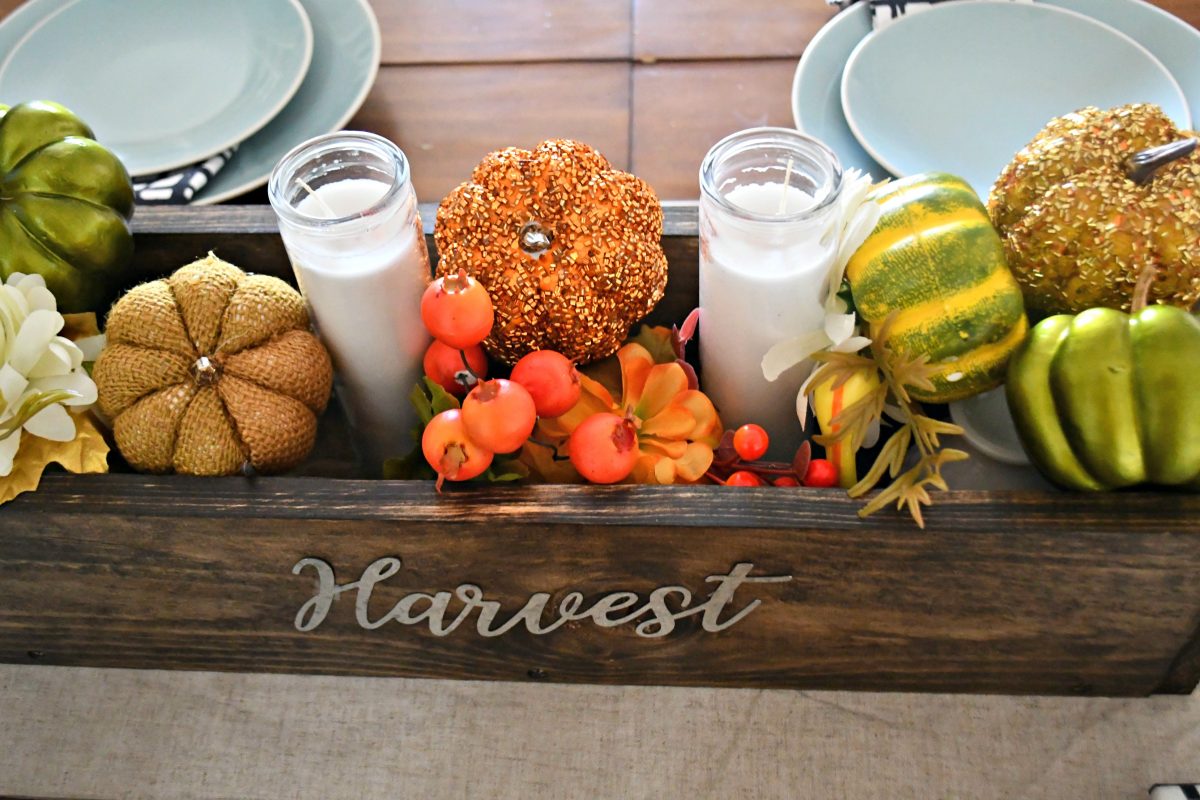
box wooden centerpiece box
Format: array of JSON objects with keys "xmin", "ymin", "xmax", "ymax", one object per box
[{"xmin": 2, "ymin": 204, "xmax": 1198, "ymax": 697}]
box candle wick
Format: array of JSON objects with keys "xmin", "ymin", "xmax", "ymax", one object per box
[
  {"xmin": 296, "ymin": 177, "xmax": 338, "ymax": 219},
  {"xmin": 777, "ymin": 157, "xmax": 794, "ymax": 215}
]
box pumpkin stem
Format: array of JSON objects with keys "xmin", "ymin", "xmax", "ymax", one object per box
[
  {"xmin": 1126, "ymin": 138, "xmax": 1198, "ymax": 185},
  {"xmin": 1131, "ymin": 262, "xmax": 1160, "ymax": 314},
  {"xmin": 192, "ymin": 356, "xmax": 222, "ymax": 387}
]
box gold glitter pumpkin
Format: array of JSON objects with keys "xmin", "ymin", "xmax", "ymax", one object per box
[
  {"xmin": 989, "ymin": 104, "xmax": 1200, "ymax": 314},
  {"xmin": 94, "ymin": 254, "xmax": 333, "ymax": 476},
  {"xmin": 434, "ymin": 139, "xmax": 668, "ymax": 364}
]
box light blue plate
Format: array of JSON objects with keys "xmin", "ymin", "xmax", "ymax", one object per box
[
  {"xmin": 840, "ymin": 1, "xmax": 1190, "ymax": 198},
  {"xmin": 0, "ymin": 0, "xmax": 379, "ymax": 204},
  {"xmin": 793, "ymin": 0, "xmax": 1200, "ymax": 189},
  {"xmin": 196, "ymin": 0, "xmax": 381, "ymax": 205},
  {"xmin": 792, "ymin": 6, "xmax": 885, "ymax": 179},
  {"xmin": 0, "ymin": 0, "xmax": 313, "ymax": 177}
]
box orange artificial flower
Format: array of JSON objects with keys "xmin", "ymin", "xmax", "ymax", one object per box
[{"xmin": 523, "ymin": 342, "xmax": 721, "ymax": 484}]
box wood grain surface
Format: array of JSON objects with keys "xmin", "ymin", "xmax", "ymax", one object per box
[
  {"xmin": 351, "ymin": 62, "xmax": 632, "ymax": 200},
  {"xmin": 633, "ymin": 0, "xmax": 833, "ymax": 60},
  {"xmin": 3, "ymin": 203, "xmax": 1200, "ymax": 696},
  {"xmin": 374, "ymin": 0, "xmax": 633, "ymax": 64},
  {"xmin": 631, "ymin": 60, "xmax": 800, "ymax": 196},
  {"xmin": 2, "ymin": 0, "xmax": 1199, "ymax": 201},
  {"xmin": 2, "ymin": 475, "xmax": 1199, "ymax": 695}
]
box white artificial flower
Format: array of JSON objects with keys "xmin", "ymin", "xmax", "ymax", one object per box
[
  {"xmin": 761, "ymin": 169, "xmax": 885, "ymax": 426},
  {"xmin": 0, "ymin": 273, "xmax": 98, "ymax": 477}
]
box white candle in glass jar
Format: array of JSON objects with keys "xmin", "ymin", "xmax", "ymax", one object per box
[
  {"xmin": 699, "ymin": 129, "xmax": 843, "ymax": 460},
  {"xmin": 269, "ymin": 134, "xmax": 431, "ymax": 475}
]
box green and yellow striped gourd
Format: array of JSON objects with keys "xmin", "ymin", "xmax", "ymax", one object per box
[{"xmin": 846, "ymin": 172, "xmax": 1028, "ymax": 403}]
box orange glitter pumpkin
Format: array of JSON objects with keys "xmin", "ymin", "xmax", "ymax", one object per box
[{"xmin": 434, "ymin": 139, "xmax": 668, "ymax": 365}]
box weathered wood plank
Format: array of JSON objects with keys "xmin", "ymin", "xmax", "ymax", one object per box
[
  {"xmin": 1153, "ymin": 0, "xmax": 1200, "ymax": 29},
  {"xmin": 371, "ymin": 0, "xmax": 632, "ymax": 65},
  {"xmin": 633, "ymin": 0, "xmax": 833, "ymax": 61},
  {"xmin": 348, "ymin": 63, "xmax": 631, "ymax": 202},
  {"xmin": 630, "ymin": 60, "xmax": 799, "ymax": 199},
  {"xmin": 2, "ymin": 476, "xmax": 1199, "ymax": 695},
  {"xmin": 8, "ymin": 473, "xmax": 1200, "ymax": 532},
  {"xmin": 8, "ymin": 205, "xmax": 1200, "ymax": 698}
]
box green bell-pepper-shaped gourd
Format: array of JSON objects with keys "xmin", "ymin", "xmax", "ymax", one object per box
[
  {"xmin": 0, "ymin": 101, "xmax": 134, "ymax": 312},
  {"xmin": 1006, "ymin": 287, "xmax": 1200, "ymax": 491}
]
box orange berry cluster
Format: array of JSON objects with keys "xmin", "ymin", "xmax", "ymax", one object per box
[{"xmin": 419, "ymin": 271, "xmax": 581, "ymax": 487}]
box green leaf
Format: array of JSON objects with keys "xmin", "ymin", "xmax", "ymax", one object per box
[
  {"xmin": 836, "ymin": 279, "xmax": 858, "ymax": 316},
  {"xmin": 0, "ymin": 389, "xmax": 79, "ymax": 440},
  {"xmin": 408, "ymin": 377, "xmax": 461, "ymax": 430},
  {"xmin": 848, "ymin": 428, "xmax": 906, "ymax": 498},
  {"xmin": 410, "ymin": 382, "xmax": 435, "ymax": 427},
  {"xmin": 425, "ymin": 377, "xmax": 461, "ymax": 415},
  {"xmin": 481, "ymin": 456, "xmax": 530, "ymax": 483},
  {"xmin": 382, "ymin": 445, "xmax": 436, "ymax": 480},
  {"xmin": 628, "ymin": 324, "xmax": 677, "ymax": 365}
]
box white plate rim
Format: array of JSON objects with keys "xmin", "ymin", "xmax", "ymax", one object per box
[
  {"xmin": 837, "ymin": 0, "xmax": 1192, "ymax": 184},
  {"xmin": 949, "ymin": 391, "xmax": 1031, "ymax": 466},
  {"xmin": 193, "ymin": 0, "xmax": 382, "ymax": 205},
  {"xmin": 0, "ymin": 0, "xmax": 315, "ymax": 176}
]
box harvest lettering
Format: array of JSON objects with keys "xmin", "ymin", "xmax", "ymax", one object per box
[{"xmin": 293, "ymin": 558, "xmax": 792, "ymax": 637}]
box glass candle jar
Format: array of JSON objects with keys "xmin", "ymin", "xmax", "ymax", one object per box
[
  {"xmin": 698, "ymin": 127, "xmax": 843, "ymax": 460},
  {"xmin": 269, "ymin": 132, "xmax": 431, "ymax": 476}
]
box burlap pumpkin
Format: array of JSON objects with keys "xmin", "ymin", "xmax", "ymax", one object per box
[{"xmin": 94, "ymin": 254, "xmax": 332, "ymax": 475}]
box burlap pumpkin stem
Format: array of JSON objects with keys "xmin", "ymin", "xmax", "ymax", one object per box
[
  {"xmin": 94, "ymin": 254, "xmax": 333, "ymax": 476},
  {"xmin": 434, "ymin": 139, "xmax": 669, "ymax": 365}
]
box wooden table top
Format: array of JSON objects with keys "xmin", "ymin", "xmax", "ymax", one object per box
[{"xmin": 2, "ymin": 0, "xmax": 1198, "ymax": 203}]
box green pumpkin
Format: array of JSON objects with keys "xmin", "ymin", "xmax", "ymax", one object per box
[
  {"xmin": 0, "ymin": 101, "xmax": 134, "ymax": 312},
  {"xmin": 1006, "ymin": 305, "xmax": 1200, "ymax": 492},
  {"xmin": 846, "ymin": 173, "xmax": 1028, "ymax": 403}
]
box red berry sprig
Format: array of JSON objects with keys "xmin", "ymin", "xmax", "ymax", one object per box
[
  {"xmin": 707, "ymin": 426, "xmax": 841, "ymax": 488},
  {"xmin": 802, "ymin": 458, "xmax": 838, "ymax": 488},
  {"xmin": 732, "ymin": 424, "xmax": 769, "ymax": 461}
]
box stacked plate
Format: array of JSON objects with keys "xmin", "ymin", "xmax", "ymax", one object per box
[
  {"xmin": 0, "ymin": 0, "xmax": 381, "ymax": 204},
  {"xmin": 792, "ymin": 0, "xmax": 1200, "ymax": 483},
  {"xmin": 793, "ymin": 0, "xmax": 1199, "ymax": 198}
]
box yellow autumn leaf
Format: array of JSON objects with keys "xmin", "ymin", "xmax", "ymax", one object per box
[{"xmin": 0, "ymin": 413, "xmax": 110, "ymax": 506}]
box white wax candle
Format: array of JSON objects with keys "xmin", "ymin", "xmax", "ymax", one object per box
[
  {"xmin": 699, "ymin": 181, "xmax": 836, "ymax": 459},
  {"xmin": 726, "ymin": 182, "xmax": 817, "ymax": 217},
  {"xmin": 286, "ymin": 178, "xmax": 430, "ymax": 472}
]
